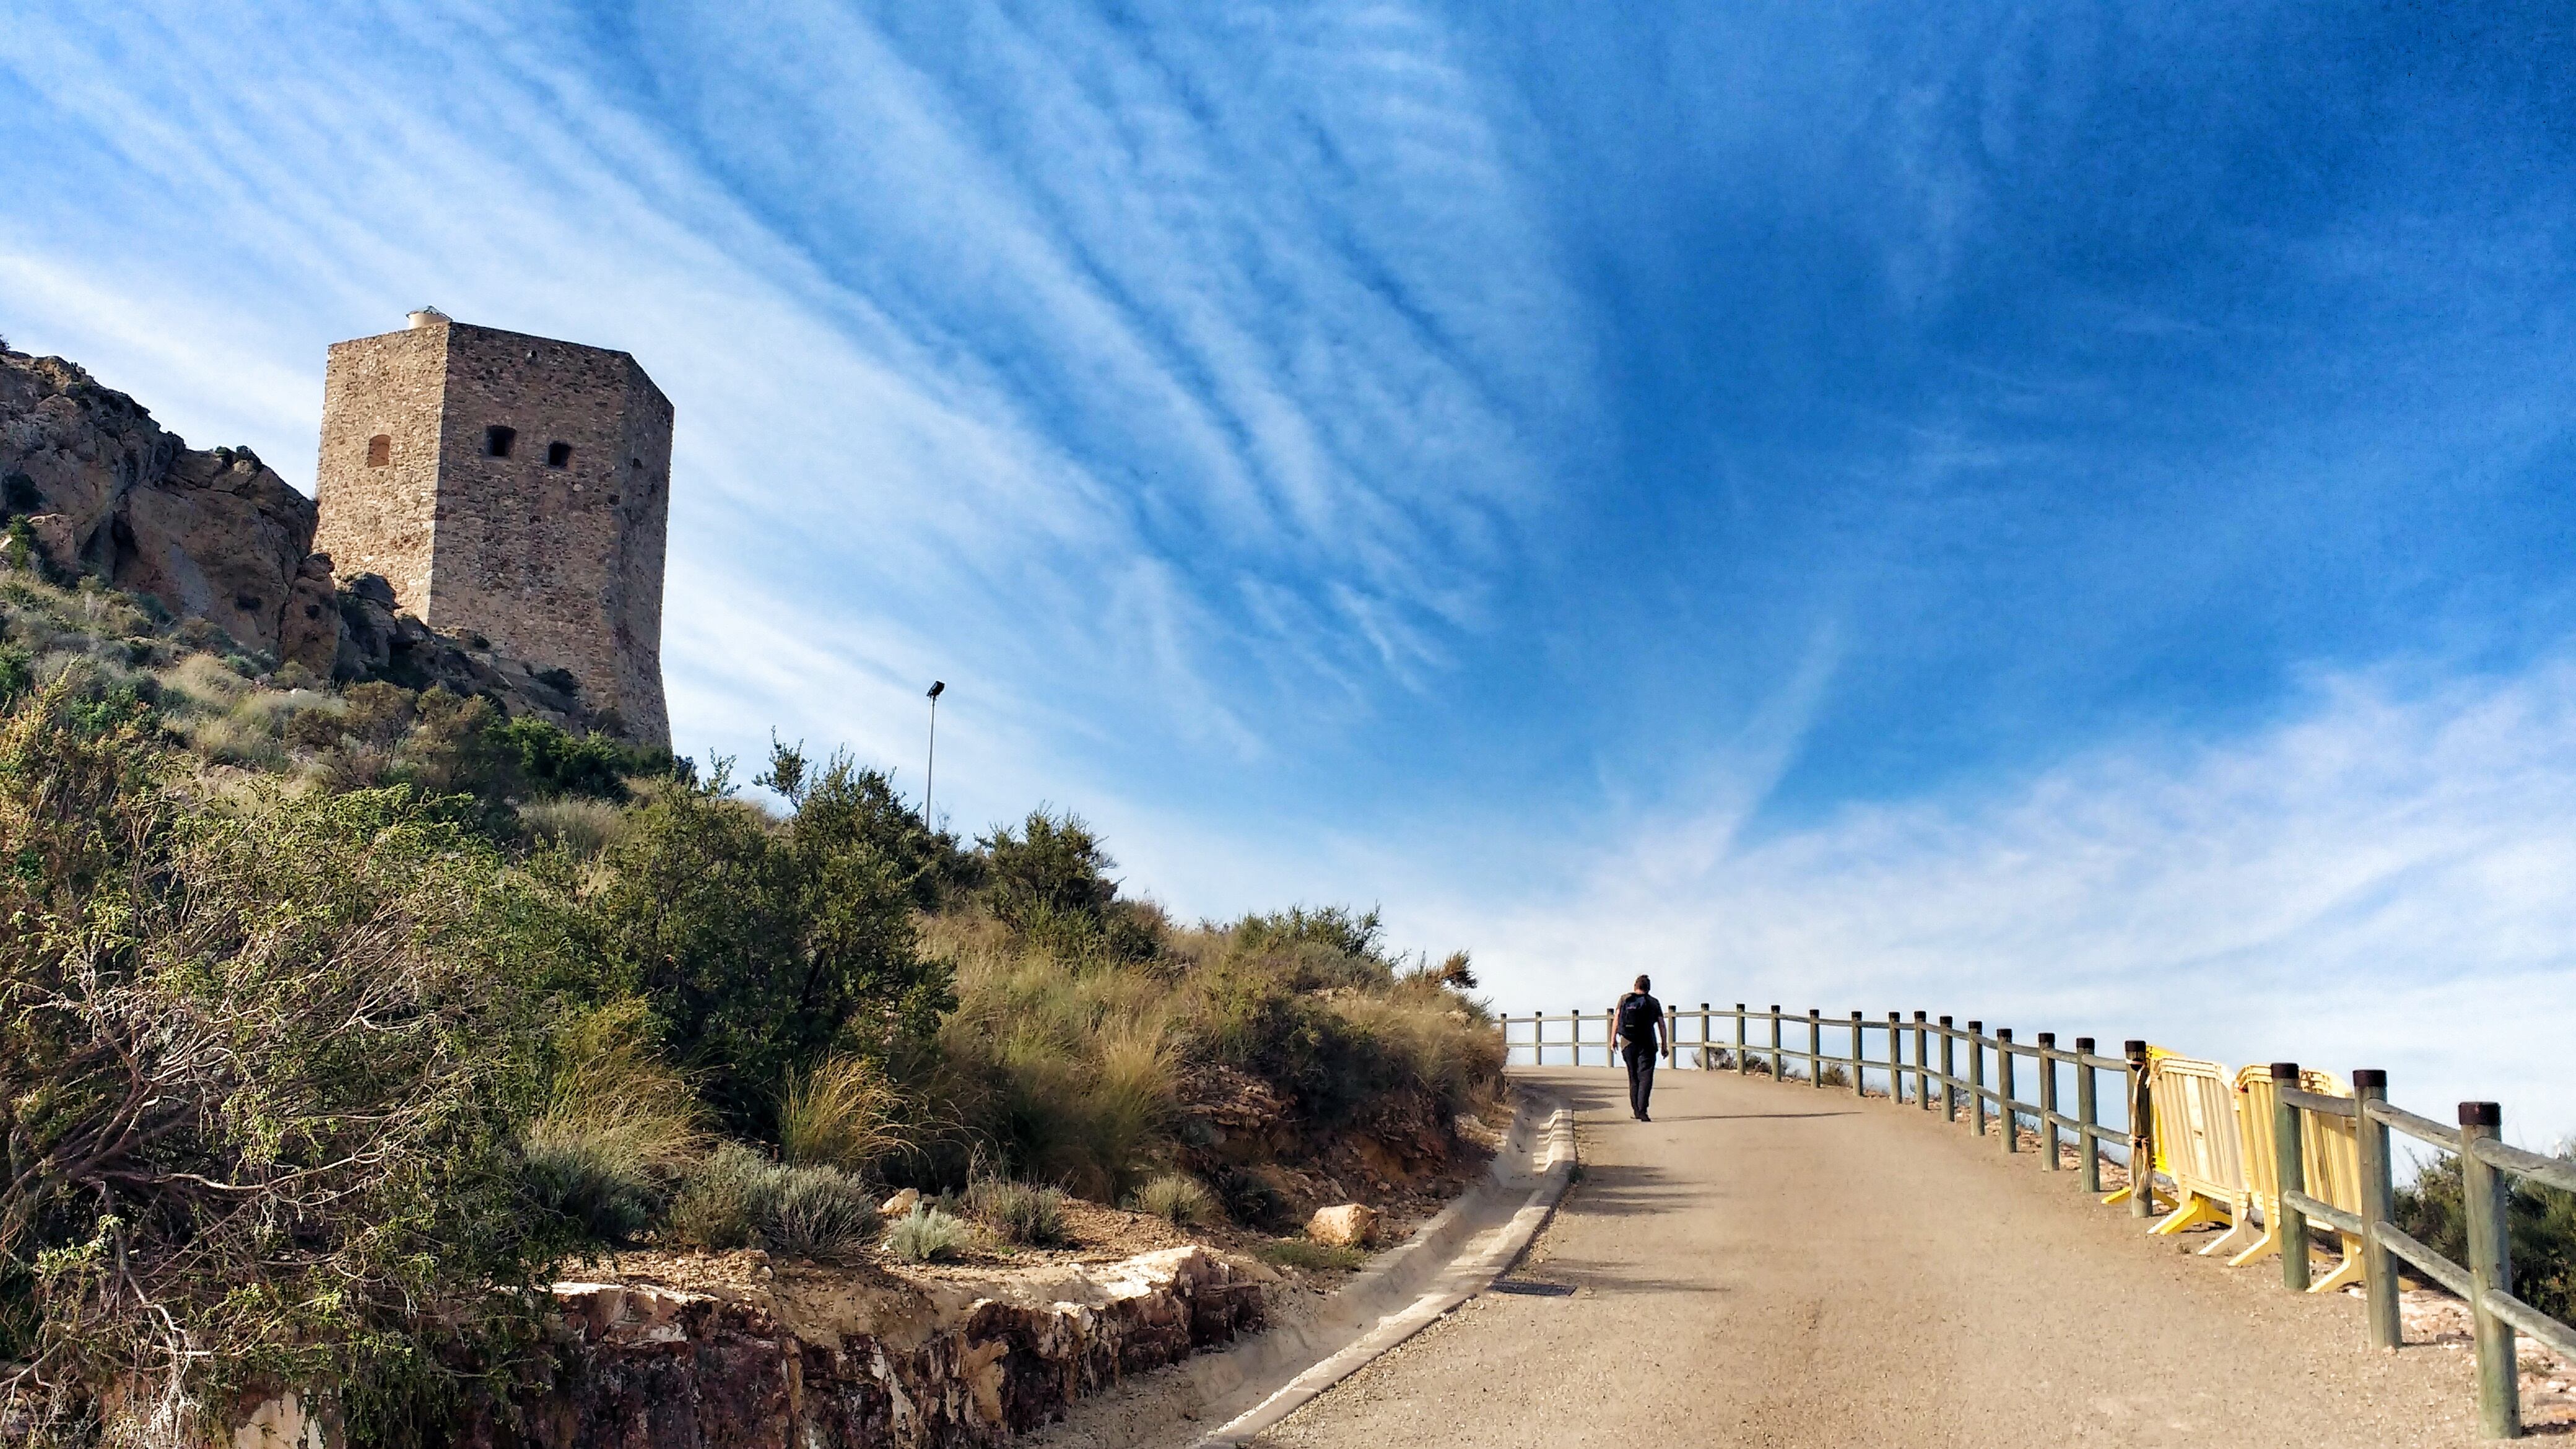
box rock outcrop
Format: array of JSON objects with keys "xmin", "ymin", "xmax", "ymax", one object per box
[
  {"xmin": 332, "ymin": 569, "xmax": 602, "ymax": 734},
  {"xmin": 1, "ymin": 346, "xmax": 625, "ymax": 738},
  {"xmin": 1, "ymin": 350, "xmax": 316, "ymax": 659}
]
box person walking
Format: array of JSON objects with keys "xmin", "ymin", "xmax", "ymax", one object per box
[{"xmin": 1612, "ymin": 975, "xmax": 1667, "ymax": 1121}]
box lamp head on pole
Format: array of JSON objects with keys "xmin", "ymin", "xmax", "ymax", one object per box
[{"xmin": 927, "ymin": 681, "xmax": 946, "ymax": 700}]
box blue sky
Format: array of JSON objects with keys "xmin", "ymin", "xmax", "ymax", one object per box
[{"xmin": 5, "ymin": 1, "xmax": 2574, "ymax": 1136}]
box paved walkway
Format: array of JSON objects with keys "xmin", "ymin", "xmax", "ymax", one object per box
[{"xmin": 1254, "ymin": 1066, "xmax": 2500, "ymax": 1448}]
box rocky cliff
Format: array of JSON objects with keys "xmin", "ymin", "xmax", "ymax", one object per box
[
  {"xmin": 1, "ymin": 349, "xmax": 324, "ymax": 663},
  {"xmin": 0, "ymin": 346, "xmax": 617, "ymax": 737}
]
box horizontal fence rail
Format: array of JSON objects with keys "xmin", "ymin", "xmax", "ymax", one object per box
[{"xmin": 1495, "ymin": 1002, "xmax": 2575, "ymax": 1439}]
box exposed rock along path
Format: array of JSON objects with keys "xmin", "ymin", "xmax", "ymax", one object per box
[{"xmin": 1253, "ymin": 1066, "xmax": 2505, "ymax": 1448}]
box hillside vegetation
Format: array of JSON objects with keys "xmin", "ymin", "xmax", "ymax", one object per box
[{"xmin": 0, "ymin": 568, "xmax": 1500, "ymax": 1442}]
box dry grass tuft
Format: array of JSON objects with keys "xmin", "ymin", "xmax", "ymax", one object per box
[
  {"xmin": 884, "ymin": 1204, "xmax": 974, "ymax": 1263},
  {"xmin": 520, "ymin": 795, "xmax": 627, "ymax": 858},
  {"xmin": 780, "ymin": 1053, "xmax": 909, "ymax": 1175},
  {"xmin": 521, "ymin": 1003, "xmax": 710, "ymax": 1242},
  {"xmin": 1129, "ymin": 1173, "xmax": 1219, "ymax": 1227}
]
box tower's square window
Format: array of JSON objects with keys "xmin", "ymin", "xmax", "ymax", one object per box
[
  {"xmin": 485, "ymin": 425, "xmax": 517, "ymax": 458},
  {"xmin": 547, "ymin": 441, "xmax": 573, "ymax": 468},
  {"xmin": 366, "ymin": 434, "xmax": 391, "ymax": 467}
]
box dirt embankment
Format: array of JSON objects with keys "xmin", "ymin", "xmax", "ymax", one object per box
[{"xmin": 225, "ymin": 1105, "xmax": 1511, "ymax": 1449}]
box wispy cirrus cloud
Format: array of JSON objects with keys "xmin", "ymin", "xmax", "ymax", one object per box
[
  {"xmin": 1428, "ymin": 646, "xmax": 2576, "ymax": 1143},
  {"xmin": 0, "ymin": 0, "xmax": 1588, "ymax": 794},
  {"xmin": 8, "ymin": 1, "xmax": 2576, "ymax": 1137}
]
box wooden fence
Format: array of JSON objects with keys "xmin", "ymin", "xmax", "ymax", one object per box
[{"xmin": 1497, "ymin": 1002, "xmax": 2576, "ymax": 1439}]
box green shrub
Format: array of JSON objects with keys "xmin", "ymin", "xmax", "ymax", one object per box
[
  {"xmin": 581, "ymin": 770, "xmax": 946, "ymax": 1136},
  {"xmin": 0, "ymin": 679, "xmax": 585, "ymax": 1411},
  {"xmin": 488, "ymin": 713, "xmax": 666, "ymax": 801},
  {"xmin": 1233, "ymin": 905, "xmax": 1391, "ymax": 966},
  {"xmin": 1130, "ymin": 1173, "xmax": 1218, "ymax": 1227},
  {"xmin": 884, "ymin": 1205, "xmax": 973, "ymax": 1263},
  {"xmin": 666, "ymin": 1145, "xmax": 762, "ymax": 1250},
  {"xmin": 4, "ymin": 516, "xmax": 39, "ymax": 575},
  {"xmin": 522, "ymin": 1135, "xmax": 657, "ymax": 1244},
  {"xmin": 662, "ymin": 1145, "xmax": 880, "ymax": 1258},
  {"xmin": 2396, "ymin": 1146, "xmax": 2576, "ymax": 1320},
  {"xmin": 980, "ymin": 809, "xmax": 1119, "ymax": 930},
  {"xmin": 0, "ymin": 644, "xmax": 31, "ymax": 706},
  {"xmin": 769, "ymin": 739, "xmax": 972, "ymax": 908},
  {"xmin": 289, "ymin": 678, "xmax": 413, "ymax": 751},
  {"xmin": 754, "ymin": 1162, "xmax": 881, "ymax": 1260},
  {"xmin": 968, "ymin": 1177, "xmax": 1069, "ymax": 1247}
]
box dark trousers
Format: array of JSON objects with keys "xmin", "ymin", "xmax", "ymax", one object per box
[{"xmin": 1624, "ymin": 1040, "xmax": 1657, "ymax": 1118}]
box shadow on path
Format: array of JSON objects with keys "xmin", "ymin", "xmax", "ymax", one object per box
[{"xmin": 1634, "ymin": 1110, "xmax": 1859, "ymax": 1123}]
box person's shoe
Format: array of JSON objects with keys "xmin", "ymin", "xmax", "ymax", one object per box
[{"xmin": 1639, "ymin": 1113, "xmax": 1651, "ymax": 1122}]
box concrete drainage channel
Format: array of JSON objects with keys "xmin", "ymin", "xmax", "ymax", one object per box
[{"xmin": 1181, "ymin": 1087, "xmax": 1577, "ymax": 1447}]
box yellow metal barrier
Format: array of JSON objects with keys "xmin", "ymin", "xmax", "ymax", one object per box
[
  {"xmin": 2233, "ymin": 1066, "xmax": 2365, "ymax": 1291},
  {"xmin": 2138, "ymin": 1050, "xmax": 2254, "ymax": 1253}
]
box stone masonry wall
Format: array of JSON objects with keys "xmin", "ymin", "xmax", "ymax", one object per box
[
  {"xmin": 313, "ymin": 324, "xmax": 448, "ymax": 612},
  {"xmin": 315, "ymin": 318, "xmax": 672, "ymax": 744}
]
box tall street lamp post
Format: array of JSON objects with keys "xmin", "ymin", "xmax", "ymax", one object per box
[{"xmin": 925, "ymin": 681, "xmax": 946, "ymax": 825}]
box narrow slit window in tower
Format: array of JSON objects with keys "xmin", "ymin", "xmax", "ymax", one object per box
[
  {"xmin": 484, "ymin": 425, "xmax": 516, "ymax": 458},
  {"xmin": 366, "ymin": 434, "xmax": 391, "ymax": 468},
  {"xmin": 547, "ymin": 441, "xmax": 573, "ymax": 468}
]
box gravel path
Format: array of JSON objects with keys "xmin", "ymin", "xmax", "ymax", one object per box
[{"xmin": 1253, "ymin": 1066, "xmax": 2512, "ymax": 1448}]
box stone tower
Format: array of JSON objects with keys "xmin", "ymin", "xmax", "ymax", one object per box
[{"xmin": 314, "ymin": 311, "xmax": 671, "ymax": 744}]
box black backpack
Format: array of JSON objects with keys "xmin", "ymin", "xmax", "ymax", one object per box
[{"xmin": 1616, "ymin": 993, "xmax": 1659, "ymax": 1041}]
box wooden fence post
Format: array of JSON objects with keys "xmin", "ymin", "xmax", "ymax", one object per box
[
  {"xmin": 2076, "ymin": 1037, "xmax": 2101, "ymax": 1193},
  {"xmin": 1849, "ymin": 1011, "xmax": 1866, "ymax": 1097},
  {"xmin": 1939, "ymin": 1017, "xmax": 1957, "ymax": 1121},
  {"xmin": 2037, "ymin": 1032, "xmax": 2060, "ymax": 1170},
  {"xmin": 1968, "ymin": 1022, "xmax": 1987, "ymax": 1139},
  {"xmin": 1769, "ymin": 1005, "xmax": 1783, "ymax": 1079},
  {"xmin": 1997, "ymin": 1028, "xmax": 2017, "ymax": 1154},
  {"xmin": 1736, "ymin": 1003, "xmax": 1749, "ymax": 1076},
  {"xmin": 2273, "ymin": 1063, "xmax": 2310, "ymax": 1292},
  {"xmin": 1914, "ymin": 1012, "xmax": 1931, "ymax": 1111},
  {"xmin": 1699, "ymin": 1003, "xmax": 1711, "ymax": 1069},
  {"xmin": 2353, "ymin": 1069, "xmax": 2400, "ymax": 1352},
  {"xmin": 1807, "ymin": 1009, "xmax": 1823, "ymax": 1089},
  {"xmin": 2460, "ymin": 1100, "xmax": 2521, "ymax": 1439},
  {"xmin": 1665, "ymin": 1004, "xmax": 1678, "ymax": 1067},
  {"xmin": 2126, "ymin": 1040, "xmax": 2152, "ymax": 1219},
  {"xmin": 1887, "ymin": 1012, "xmax": 1904, "ymax": 1104}
]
